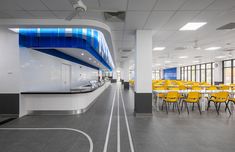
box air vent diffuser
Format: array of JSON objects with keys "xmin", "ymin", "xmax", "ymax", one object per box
[
  {"xmin": 121, "ymin": 56, "xmax": 128, "ymax": 59},
  {"xmin": 121, "ymin": 49, "xmax": 132, "ymax": 53},
  {"xmin": 104, "ymin": 11, "xmax": 126, "ymax": 22},
  {"xmin": 217, "ymin": 23, "xmax": 235, "ymax": 30}
]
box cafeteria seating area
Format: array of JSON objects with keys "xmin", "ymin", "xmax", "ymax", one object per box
[
  {"xmin": 152, "ymin": 80, "xmax": 235, "ymax": 115},
  {"xmin": 1, "ymin": 0, "xmax": 235, "ymax": 152}
]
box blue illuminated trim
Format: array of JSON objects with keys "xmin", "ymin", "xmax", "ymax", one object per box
[
  {"xmin": 18, "ymin": 28, "xmax": 114, "ymax": 71},
  {"xmin": 35, "ymin": 49, "xmax": 99, "ymax": 70}
]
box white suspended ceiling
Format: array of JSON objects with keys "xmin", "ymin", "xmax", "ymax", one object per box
[{"xmin": 1, "ymin": 0, "xmax": 235, "ymax": 69}]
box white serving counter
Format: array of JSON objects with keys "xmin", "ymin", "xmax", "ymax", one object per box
[{"xmin": 19, "ymin": 82, "xmax": 111, "ymax": 117}]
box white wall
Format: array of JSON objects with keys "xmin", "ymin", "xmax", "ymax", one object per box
[
  {"xmin": 0, "ymin": 28, "xmax": 20, "ymax": 93},
  {"xmin": 20, "ymin": 47, "xmax": 98, "ymax": 92}
]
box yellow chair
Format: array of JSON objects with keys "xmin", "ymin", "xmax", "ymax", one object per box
[
  {"xmin": 227, "ymin": 98, "xmax": 235, "ymax": 113},
  {"xmin": 219, "ymin": 85, "xmax": 230, "ymax": 90},
  {"xmin": 207, "ymin": 92, "xmax": 231, "ymax": 115},
  {"xmin": 181, "ymin": 92, "xmax": 202, "ymax": 114},
  {"xmin": 206, "ymin": 85, "xmax": 217, "ymax": 99},
  {"xmin": 162, "ymin": 91, "xmax": 180, "ymax": 114},
  {"xmin": 154, "ymin": 86, "xmax": 167, "ymax": 105},
  {"xmin": 192, "ymin": 86, "xmax": 202, "ymax": 90}
]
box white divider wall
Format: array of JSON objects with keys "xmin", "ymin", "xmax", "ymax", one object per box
[
  {"xmin": 20, "ymin": 47, "xmax": 98, "ymax": 92},
  {"xmin": 0, "ymin": 28, "xmax": 20, "ymax": 93}
]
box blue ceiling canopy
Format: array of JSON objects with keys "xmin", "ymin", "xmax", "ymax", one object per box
[{"xmin": 19, "ymin": 28, "xmax": 115, "ymax": 71}]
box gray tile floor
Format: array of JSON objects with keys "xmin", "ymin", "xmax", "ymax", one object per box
[{"xmin": 0, "ymin": 84, "xmax": 235, "ymax": 152}]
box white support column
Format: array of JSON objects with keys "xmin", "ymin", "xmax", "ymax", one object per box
[
  {"xmin": 135, "ymin": 30, "xmax": 152, "ymax": 114},
  {"xmin": 214, "ymin": 61, "xmax": 223, "ymax": 84}
]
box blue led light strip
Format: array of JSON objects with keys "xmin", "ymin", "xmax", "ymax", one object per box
[{"xmin": 19, "ymin": 28, "xmax": 114, "ymax": 71}]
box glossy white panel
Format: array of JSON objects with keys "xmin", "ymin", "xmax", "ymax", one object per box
[
  {"xmin": 20, "ymin": 48, "xmax": 98, "ymax": 92},
  {"xmin": 0, "ymin": 28, "xmax": 20, "ymax": 93}
]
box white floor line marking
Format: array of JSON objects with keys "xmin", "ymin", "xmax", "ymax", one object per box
[
  {"xmin": 117, "ymin": 87, "xmax": 121, "ymax": 152},
  {"xmin": 103, "ymin": 88, "xmax": 117, "ymax": 152},
  {"xmin": 0, "ymin": 127, "xmax": 93, "ymax": 152},
  {"xmin": 120, "ymin": 89, "xmax": 135, "ymax": 152}
]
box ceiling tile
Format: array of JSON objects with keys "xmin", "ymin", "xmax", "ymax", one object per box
[
  {"xmin": 180, "ymin": 0, "xmax": 214, "ymax": 11},
  {"xmin": 82, "ymin": 0, "xmax": 100, "ymax": 9},
  {"xmin": 29, "ymin": 11, "xmax": 56, "ymax": 19},
  {"xmin": 153, "ymin": 30, "xmax": 175, "ymax": 42},
  {"xmin": 207, "ymin": 0, "xmax": 235, "ymax": 10},
  {"xmin": 144, "ymin": 11, "xmax": 174, "ymax": 30},
  {"xmin": 106, "ymin": 22, "xmax": 124, "ymax": 30},
  {"xmin": 2, "ymin": 10, "xmax": 33, "ymax": 18},
  {"xmin": 0, "ymin": 11, "xmax": 11, "ymax": 18},
  {"xmin": 100, "ymin": 0, "xmax": 127, "ymax": 11},
  {"xmin": 41, "ymin": 0, "xmax": 73, "ymax": 11},
  {"xmin": 0, "ymin": 0, "xmax": 22, "ymax": 11},
  {"xmin": 111, "ymin": 30, "xmax": 123, "ymax": 41},
  {"xmin": 125, "ymin": 11, "xmax": 149, "ymax": 30},
  {"xmin": 17, "ymin": 0, "xmax": 48, "ymax": 11},
  {"xmin": 154, "ymin": 0, "xmax": 187, "ymax": 11},
  {"xmin": 128, "ymin": 0, "xmax": 157, "ymax": 11},
  {"xmin": 163, "ymin": 11, "xmax": 200, "ymax": 30},
  {"xmin": 53, "ymin": 11, "xmax": 71, "ymax": 19}
]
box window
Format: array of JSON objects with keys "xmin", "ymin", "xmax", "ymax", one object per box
[
  {"xmin": 188, "ymin": 66, "xmax": 191, "ymax": 81},
  {"xmin": 180, "ymin": 62, "xmax": 214, "ymax": 84},
  {"xmin": 223, "ymin": 60, "xmax": 232, "ymax": 84},
  {"xmin": 192, "ymin": 65, "xmax": 196, "ymax": 81},
  {"xmin": 185, "ymin": 67, "xmax": 188, "ymax": 81},
  {"xmin": 196, "ymin": 65, "xmax": 200, "ymax": 82},
  {"xmin": 206, "ymin": 63, "xmax": 212, "ymax": 84},
  {"xmin": 201, "ymin": 64, "xmax": 205, "ymax": 82}
]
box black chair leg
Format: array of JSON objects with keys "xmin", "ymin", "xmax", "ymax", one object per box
[
  {"xmin": 218, "ymin": 103, "xmax": 221, "ymax": 111},
  {"xmin": 185, "ymin": 102, "xmax": 189, "ymax": 115},
  {"xmin": 172, "ymin": 103, "xmax": 175, "ymax": 112},
  {"xmin": 197, "ymin": 102, "xmax": 202, "ymax": 115},
  {"xmin": 181, "ymin": 101, "xmax": 184, "ymax": 111},
  {"xmin": 225, "ymin": 102, "xmax": 232, "ymax": 115},
  {"xmin": 214, "ymin": 102, "xmax": 219, "ymax": 115},
  {"xmin": 176, "ymin": 103, "xmax": 180, "ymax": 114},
  {"xmin": 165, "ymin": 101, "xmax": 168, "ymax": 114},
  {"xmin": 207, "ymin": 100, "xmax": 211, "ymax": 111},
  {"xmin": 161, "ymin": 100, "xmax": 164, "ymax": 111},
  {"xmin": 192, "ymin": 103, "xmax": 195, "ymax": 111}
]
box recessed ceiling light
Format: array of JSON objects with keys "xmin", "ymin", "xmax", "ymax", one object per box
[
  {"xmin": 180, "ymin": 22, "xmax": 207, "ymax": 31},
  {"xmin": 205, "ymin": 47, "xmax": 221, "ymax": 51},
  {"xmin": 215, "ymin": 55, "xmax": 226, "ymax": 59},
  {"xmin": 153, "ymin": 47, "xmax": 166, "ymax": 51},
  {"xmin": 165, "ymin": 60, "xmax": 171, "ymax": 63},
  {"xmin": 81, "ymin": 53, "xmax": 84, "ymax": 56},
  {"xmin": 9, "ymin": 28, "xmax": 19, "ymax": 33},
  {"xmin": 89, "ymin": 58, "xmax": 92, "ymax": 60},
  {"xmin": 179, "ymin": 56, "xmax": 188, "ymax": 59}
]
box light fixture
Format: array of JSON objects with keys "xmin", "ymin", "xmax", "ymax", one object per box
[
  {"xmin": 9, "ymin": 28, "xmax": 19, "ymax": 33},
  {"xmin": 205, "ymin": 47, "xmax": 221, "ymax": 51},
  {"xmin": 89, "ymin": 58, "xmax": 92, "ymax": 60},
  {"xmin": 165, "ymin": 60, "xmax": 171, "ymax": 63},
  {"xmin": 179, "ymin": 22, "xmax": 207, "ymax": 31},
  {"xmin": 81, "ymin": 53, "xmax": 84, "ymax": 56},
  {"xmin": 215, "ymin": 55, "xmax": 226, "ymax": 59},
  {"xmin": 153, "ymin": 47, "xmax": 166, "ymax": 51},
  {"xmin": 193, "ymin": 60, "xmax": 200, "ymax": 63},
  {"xmin": 179, "ymin": 56, "xmax": 188, "ymax": 59}
]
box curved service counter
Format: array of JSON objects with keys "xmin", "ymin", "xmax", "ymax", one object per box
[{"xmin": 19, "ymin": 81, "xmax": 110, "ymax": 117}]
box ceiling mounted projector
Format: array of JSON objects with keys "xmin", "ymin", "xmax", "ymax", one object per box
[{"xmin": 65, "ymin": 0, "xmax": 87, "ymax": 21}]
